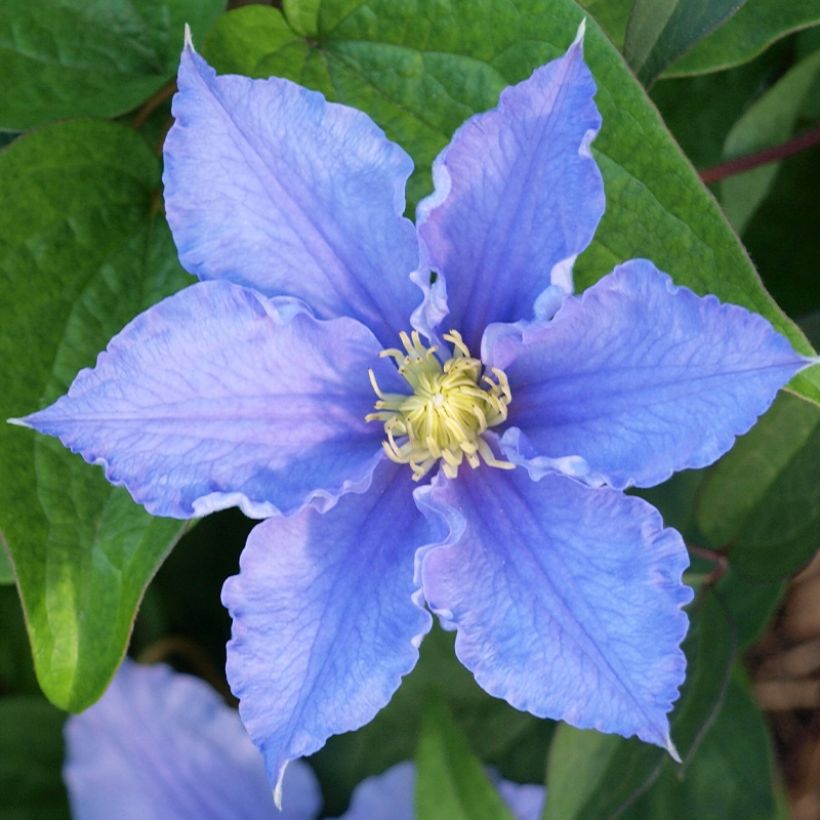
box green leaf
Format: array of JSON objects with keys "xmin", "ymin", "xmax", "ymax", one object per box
[
  {"xmin": 0, "ymin": 121, "xmax": 191, "ymax": 711},
  {"xmin": 624, "ymin": 0, "xmax": 749, "ymax": 86},
  {"xmin": 797, "ymin": 28, "xmax": 820, "ymax": 119},
  {"xmin": 743, "ymin": 150, "xmax": 820, "ymax": 320},
  {"xmin": 695, "ymin": 392, "xmax": 820, "ymax": 580},
  {"xmin": 801, "ymin": 311, "xmax": 820, "ymax": 349},
  {"xmin": 283, "ymin": 0, "xmax": 321, "ymax": 37},
  {"xmin": 634, "ymin": 469, "xmax": 707, "ymax": 541},
  {"xmin": 544, "ymin": 588, "xmax": 736, "ymax": 818},
  {"xmin": 0, "ymin": 535, "xmax": 13, "ymax": 584},
  {"xmin": 578, "ymin": 0, "xmax": 631, "ymax": 49},
  {"xmin": 582, "ymin": 0, "xmax": 820, "ymax": 79},
  {"xmin": 542, "ymin": 729, "xmax": 628, "ymax": 820},
  {"xmin": 637, "ymin": 474, "xmax": 787, "ymax": 649},
  {"xmin": 627, "ymin": 668, "xmax": 778, "ymax": 819},
  {"xmin": 0, "ymin": 587, "xmax": 40, "ymax": 695},
  {"xmin": 416, "ymin": 698, "xmax": 513, "ymax": 820},
  {"xmin": 312, "ymin": 625, "xmax": 551, "ymax": 815},
  {"xmin": 668, "ymin": 0, "xmax": 820, "ymax": 77},
  {"xmin": 204, "ymin": 0, "xmax": 820, "ymax": 405},
  {"xmin": 717, "ymin": 569, "xmax": 785, "ymax": 649},
  {"xmin": 650, "ymin": 41, "xmax": 791, "ymax": 168},
  {"xmin": 0, "ymin": 0, "xmax": 226, "ymax": 131},
  {"xmin": 205, "ymin": 4, "xmax": 305, "ymax": 75},
  {"xmin": 721, "ymin": 48, "xmax": 820, "ymax": 233},
  {"xmin": 0, "ymin": 697, "xmax": 70, "ymax": 820}
]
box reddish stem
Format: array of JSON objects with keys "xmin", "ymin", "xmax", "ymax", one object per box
[
  {"xmin": 688, "ymin": 543, "xmax": 730, "ymax": 586},
  {"xmin": 131, "ymin": 82, "xmax": 176, "ymax": 130},
  {"xmin": 699, "ymin": 124, "xmax": 820, "ymax": 184}
]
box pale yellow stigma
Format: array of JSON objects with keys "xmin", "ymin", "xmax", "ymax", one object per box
[{"xmin": 366, "ymin": 329, "xmax": 514, "ymax": 481}]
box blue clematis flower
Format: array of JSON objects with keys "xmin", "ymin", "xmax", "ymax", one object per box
[
  {"xmin": 17, "ymin": 22, "xmax": 813, "ymax": 801},
  {"xmin": 63, "ymin": 659, "xmax": 320, "ymax": 820},
  {"xmin": 64, "ymin": 659, "xmax": 545, "ymax": 820}
]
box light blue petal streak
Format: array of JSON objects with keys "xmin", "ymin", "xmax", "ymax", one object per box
[
  {"xmin": 63, "ymin": 659, "xmax": 320, "ymax": 820},
  {"xmin": 487, "ymin": 260, "xmax": 812, "ymax": 490},
  {"xmin": 416, "ymin": 466, "xmax": 693, "ymax": 752},
  {"xmin": 415, "ymin": 24, "xmax": 604, "ymax": 350},
  {"xmin": 16, "ymin": 280, "xmax": 394, "ymax": 519},
  {"xmin": 223, "ymin": 459, "xmax": 433, "ymax": 801},
  {"xmin": 163, "ymin": 41, "xmax": 421, "ymax": 346}
]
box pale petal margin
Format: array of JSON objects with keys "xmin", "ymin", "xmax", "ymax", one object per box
[
  {"xmin": 163, "ymin": 38, "xmax": 421, "ymax": 347},
  {"xmin": 416, "ymin": 21, "xmax": 604, "ymax": 351},
  {"xmin": 223, "ymin": 459, "xmax": 434, "ymax": 803},
  {"xmin": 416, "ymin": 466, "xmax": 693, "ymax": 753},
  {"xmin": 486, "ymin": 260, "xmax": 812, "ymax": 490},
  {"xmin": 63, "ymin": 659, "xmax": 320, "ymax": 820},
  {"xmin": 15, "ymin": 281, "xmax": 395, "ymax": 519}
]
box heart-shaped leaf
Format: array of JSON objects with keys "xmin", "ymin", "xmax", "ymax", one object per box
[
  {"xmin": 0, "ymin": 0, "xmax": 225, "ymax": 130},
  {"xmin": 0, "ymin": 121, "xmax": 191, "ymax": 710},
  {"xmin": 696, "ymin": 392, "xmax": 820, "ymax": 580},
  {"xmin": 624, "ymin": 0, "xmax": 749, "ymax": 86}
]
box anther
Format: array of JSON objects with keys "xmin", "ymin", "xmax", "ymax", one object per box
[{"xmin": 366, "ymin": 330, "xmax": 514, "ymax": 480}]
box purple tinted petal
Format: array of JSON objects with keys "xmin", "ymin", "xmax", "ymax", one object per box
[
  {"xmin": 336, "ymin": 762, "xmax": 546, "ymax": 820},
  {"xmin": 17, "ymin": 281, "xmax": 393, "ymax": 518},
  {"xmin": 223, "ymin": 459, "xmax": 432, "ymax": 800},
  {"xmin": 487, "ymin": 260, "xmax": 811, "ymax": 490},
  {"xmin": 337, "ymin": 762, "xmax": 415, "ymax": 820},
  {"xmin": 492, "ymin": 776, "xmax": 546, "ymax": 820},
  {"xmin": 63, "ymin": 659, "xmax": 320, "ymax": 820},
  {"xmin": 416, "ymin": 24, "xmax": 604, "ymax": 350},
  {"xmin": 417, "ymin": 467, "xmax": 692, "ymax": 752},
  {"xmin": 163, "ymin": 41, "xmax": 421, "ymax": 346}
]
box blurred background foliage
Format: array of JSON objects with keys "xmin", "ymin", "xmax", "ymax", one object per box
[{"xmin": 1, "ymin": 1, "xmax": 819, "ymax": 818}]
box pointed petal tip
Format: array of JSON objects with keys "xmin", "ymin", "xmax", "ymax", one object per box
[
  {"xmin": 574, "ymin": 17, "xmax": 587, "ymax": 47},
  {"xmin": 179, "ymin": 22, "xmax": 210, "ymax": 82},
  {"xmin": 666, "ymin": 736, "xmax": 682, "ymax": 764},
  {"xmin": 7, "ymin": 406, "xmax": 57, "ymax": 432},
  {"xmin": 6, "ymin": 416, "xmax": 30, "ymax": 429},
  {"xmin": 273, "ymin": 761, "xmax": 287, "ymax": 810}
]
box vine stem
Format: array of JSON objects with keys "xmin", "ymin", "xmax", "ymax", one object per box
[
  {"xmin": 688, "ymin": 543, "xmax": 730, "ymax": 586},
  {"xmin": 699, "ymin": 124, "xmax": 820, "ymax": 184},
  {"xmin": 131, "ymin": 82, "xmax": 176, "ymax": 130}
]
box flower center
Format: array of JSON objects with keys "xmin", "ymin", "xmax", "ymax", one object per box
[{"xmin": 367, "ymin": 329, "xmax": 514, "ymax": 481}]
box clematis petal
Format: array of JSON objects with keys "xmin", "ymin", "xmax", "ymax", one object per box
[
  {"xmin": 336, "ymin": 762, "xmax": 546, "ymax": 820},
  {"xmin": 416, "ymin": 24, "xmax": 604, "ymax": 350},
  {"xmin": 337, "ymin": 761, "xmax": 415, "ymax": 820},
  {"xmin": 486, "ymin": 260, "xmax": 812, "ymax": 490},
  {"xmin": 223, "ymin": 459, "xmax": 433, "ymax": 802},
  {"xmin": 15, "ymin": 280, "xmax": 395, "ymax": 519},
  {"xmin": 417, "ymin": 466, "xmax": 692, "ymax": 752},
  {"xmin": 163, "ymin": 40, "xmax": 421, "ymax": 346},
  {"xmin": 64, "ymin": 659, "xmax": 320, "ymax": 820},
  {"xmin": 494, "ymin": 778, "xmax": 547, "ymax": 820}
]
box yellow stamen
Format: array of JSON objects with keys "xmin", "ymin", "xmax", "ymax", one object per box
[{"xmin": 367, "ymin": 330, "xmax": 514, "ymax": 481}]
